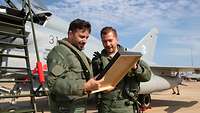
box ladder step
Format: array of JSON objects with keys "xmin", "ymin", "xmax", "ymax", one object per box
[
  {"xmin": 0, "ymin": 53, "xmax": 28, "ymax": 58},
  {"xmin": 0, "ymin": 67, "xmax": 28, "ymax": 70},
  {"xmin": 0, "ymin": 79, "xmax": 31, "ymax": 83},
  {"xmin": 0, "ymin": 94, "xmax": 33, "ymax": 98},
  {"xmin": 0, "ymin": 73, "xmax": 29, "ymax": 80},
  {"xmin": 0, "ymin": 11, "xmax": 24, "ymax": 25},
  {"xmin": 0, "ymin": 26, "xmax": 23, "ymax": 34},
  {"xmin": 0, "ymin": 5, "xmax": 25, "ymax": 18},
  {"xmin": 0, "ymin": 67, "xmax": 29, "ymax": 76},
  {"xmin": 0, "ymin": 20, "xmax": 24, "ymax": 29},
  {"xmin": 0, "ymin": 30, "xmax": 26, "ymax": 38},
  {"xmin": 0, "ymin": 41, "xmax": 26, "ymax": 49},
  {"xmin": 0, "ymin": 109, "xmax": 35, "ymax": 113}
]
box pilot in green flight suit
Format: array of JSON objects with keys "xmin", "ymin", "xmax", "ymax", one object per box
[
  {"xmin": 47, "ymin": 19, "xmax": 100, "ymax": 113},
  {"xmin": 92, "ymin": 27, "xmax": 152, "ymax": 113}
]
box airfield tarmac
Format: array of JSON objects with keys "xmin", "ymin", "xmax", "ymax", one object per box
[
  {"xmin": 0, "ymin": 80, "xmax": 200, "ymax": 113},
  {"xmin": 143, "ymin": 80, "xmax": 200, "ymax": 113}
]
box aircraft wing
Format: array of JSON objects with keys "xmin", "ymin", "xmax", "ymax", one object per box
[{"xmin": 150, "ymin": 65, "xmax": 200, "ymax": 73}]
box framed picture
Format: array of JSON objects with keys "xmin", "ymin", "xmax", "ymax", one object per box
[{"xmin": 92, "ymin": 51, "xmax": 142, "ymax": 93}]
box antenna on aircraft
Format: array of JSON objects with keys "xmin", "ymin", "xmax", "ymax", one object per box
[{"xmin": 190, "ymin": 47, "xmax": 194, "ymax": 66}]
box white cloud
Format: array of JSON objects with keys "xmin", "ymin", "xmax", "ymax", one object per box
[
  {"xmin": 47, "ymin": 0, "xmax": 200, "ymax": 27},
  {"xmin": 46, "ymin": 0, "xmax": 200, "ymax": 65}
]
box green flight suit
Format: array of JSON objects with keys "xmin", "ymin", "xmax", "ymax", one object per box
[
  {"xmin": 92, "ymin": 45, "xmax": 151, "ymax": 113},
  {"xmin": 47, "ymin": 38, "xmax": 92, "ymax": 113}
]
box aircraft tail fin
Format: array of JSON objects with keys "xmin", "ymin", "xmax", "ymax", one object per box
[{"xmin": 131, "ymin": 28, "xmax": 159, "ymax": 63}]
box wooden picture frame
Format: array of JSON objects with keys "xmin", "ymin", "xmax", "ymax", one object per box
[{"xmin": 92, "ymin": 51, "xmax": 142, "ymax": 93}]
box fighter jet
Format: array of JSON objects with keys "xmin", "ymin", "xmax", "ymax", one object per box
[
  {"xmin": 182, "ymin": 72, "xmax": 200, "ymax": 82},
  {"xmin": 129, "ymin": 29, "xmax": 200, "ymax": 109}
]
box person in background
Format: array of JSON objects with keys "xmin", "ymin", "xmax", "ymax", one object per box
[
  {"xmin": 172, "ymin": 72, "xmax": 181, "ymax": 95},
  {"xmin": 172, "ymin": 86, "xmax": 180, "ymax": 95}
]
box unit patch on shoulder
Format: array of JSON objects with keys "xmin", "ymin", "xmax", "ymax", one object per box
[{"xmin": 51, "ymin": 65, "xmax": 65, "ymax": 76}]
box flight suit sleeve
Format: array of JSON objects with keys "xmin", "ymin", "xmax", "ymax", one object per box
[
  {"xmin": 135, "ymin": 60, "xmax": 151, "ymax": 82},
  {"xmin": 47, "ymin": 46, "xmax": 86, "ymax": 96},
  {"xmin": 127, "ymin": 60, "xmax": 151, "ymax": 82}
]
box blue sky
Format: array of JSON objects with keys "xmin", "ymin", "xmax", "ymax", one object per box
[
  {"xmin": 45, "ymin": 0, "xmax": 200, "ymax": 66},
  {"xmin": 1, "ymin": 0, "xmax": 200, "ymax": 66}
]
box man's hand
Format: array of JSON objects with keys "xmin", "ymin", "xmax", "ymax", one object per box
[
  {"xmin": 132, "ymin": 63, "xmax": 138, "ymax": 71},
  {"xmin": 84, "ymin": 78, "xmax": 102, "ymax": 93}
]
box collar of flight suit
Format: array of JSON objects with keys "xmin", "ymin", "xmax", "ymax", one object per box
[{"xmin": 100, "ymin": 44, "xmax": 126, "ymax": 69}]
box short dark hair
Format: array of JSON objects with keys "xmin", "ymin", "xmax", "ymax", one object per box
[
  {"xmin": 100, "ymin": 26, "xmax": 117, "ymax": 38},
  {"xmin": 68, "ymin": 18, "xmax": 91, "ymax": 33}
]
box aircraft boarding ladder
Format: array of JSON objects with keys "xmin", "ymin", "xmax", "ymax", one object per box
[{"xmin": 0, "ymin": 2, "xmax": 37, "ymax": 113}]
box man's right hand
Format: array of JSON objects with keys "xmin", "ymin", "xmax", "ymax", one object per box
[{"xmin": 84, "ymin": 78, "xmax": 102, "ymax": 93}]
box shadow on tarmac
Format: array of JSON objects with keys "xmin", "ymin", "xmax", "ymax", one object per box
[{"xmin": 151, "ymin": 99, "xmax": 198, "ymax": 113}]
